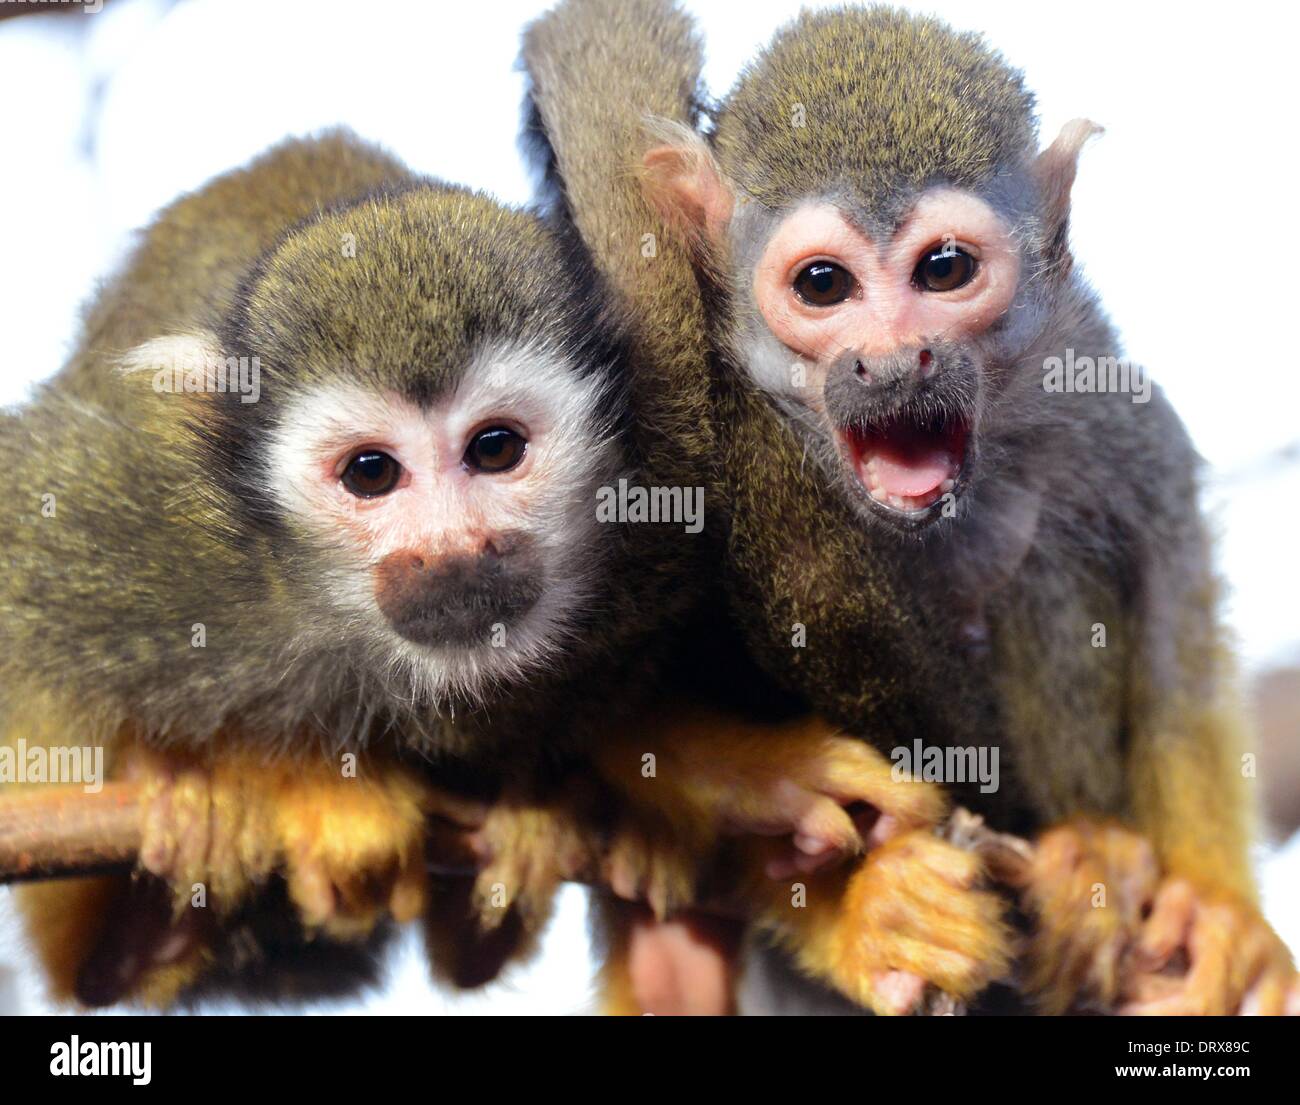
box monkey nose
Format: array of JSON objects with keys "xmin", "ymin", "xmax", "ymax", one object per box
[{"xmin": 852, "ymin": 347, "xmax": 935, "ymax": 382}]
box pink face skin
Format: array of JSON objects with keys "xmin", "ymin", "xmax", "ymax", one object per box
[
  {"xmin": 287, "ymin": 388, "xmax": 534, "ymax": 572},
  {"xmin": 752, "ymin": 189, "xmax": 1021, "ymax": 400},
  {"xmin": 742, "ymin": 190, "xmax": 1023, "ymax": 515}
]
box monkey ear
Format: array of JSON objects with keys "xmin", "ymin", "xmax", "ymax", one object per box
[
  {"xmin": 1033, "ymin": 118, "xmax": 1102, "ymax": 263},
  {"xmin": 116, "ymin": 331, "xmax": 232, "ymax": 425},
  {"xmin": 640, "ymin": 119, "xmax": 734, "ymax": 250},
  {"xmin": 117, "ymin": 332, "xmax": 224, "ymax": 390}
]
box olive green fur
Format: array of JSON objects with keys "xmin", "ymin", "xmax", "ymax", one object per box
[
  {"xmin": 2, "ymin": 128, "xmax": 717, "ymax": 1003},
  {"xmin": 713, "ymin": 6, "xmax": 1038, "ymax": 215},
  {"xmin": 526, "ymin": 0, "xmax": 1258, "ymax": 921}
]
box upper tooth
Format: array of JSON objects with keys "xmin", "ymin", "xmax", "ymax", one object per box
[{"xmin": 940, "ymin": 478, "xmax": 954, "ymax": 492}]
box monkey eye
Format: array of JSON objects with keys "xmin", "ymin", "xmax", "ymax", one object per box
[
  {"xmin": 341, "ymin": 449, "xmax": 402, "ymax": 498},
  {"xmin": 793, "ymin": 261, "xmax": 855, "ymax": 307},
  {"xmin": 464, "ymin": 426, "xmax": 527, "ymax": 473},
  {"xmin": 913, "ymin": 245, "xmax": 977, "ymax": 292}
]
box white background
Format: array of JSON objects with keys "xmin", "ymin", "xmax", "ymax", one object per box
[{"xmin": 0, "ymin": 0, "xmax": 1296, "ymax": 1014}]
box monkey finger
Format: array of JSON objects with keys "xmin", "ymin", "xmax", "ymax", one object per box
[
  {"xmin": 864, "ymin": 812, "xmax": 902, "ymax": 848},
  {"xmin": 286, "ymin": 858, "xmax": 338, "ymax": 930},
  {"xmin": 1122, "ymin": 910, "xmax": 1234, "ymax": 1015},
  {"xmin": 387, "ymin": 860, "xmax": 428, "ymax": 924},
  {"xmin": 868, "ymin": 969, "xmax": 927, "ymax": 1016},
  {"xmin": 815, "ymin": 749, "xmax": 946, "ymax": 829},
  {"xmin": 1184, "ymin": 903, "xmax": 1239, "ymax": 1013},
  {"xmin": 1133, "ymin": 878, "xmax": 1196, "ymax": 972},
  {"xmin": 762, "ymin": 839, "xmax": 841, "ymax": 881},
  {"xmin": 719, "ymin": 779, "xmax": 863, "ymax": 851},
  {"xmin": 137, "ymin": 783, "xmax": 181, "ymax": 881}
]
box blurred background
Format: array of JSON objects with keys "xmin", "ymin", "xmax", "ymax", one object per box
[{"xmin": 0, "ymin": 0, "xmax": 1296, "ymax": 1014}]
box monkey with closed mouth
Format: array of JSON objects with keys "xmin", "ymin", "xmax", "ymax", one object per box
[
  {"xmin": 526, "ymin": 0, "xmax": 1297, "ymax": 1014},
  {"xmin": 3, "ymin": 128, "xmax": 904, "ymax": 1009}
]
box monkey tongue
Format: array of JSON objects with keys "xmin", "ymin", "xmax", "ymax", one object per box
[{"xmin": 850, "ymin": 423, "xmax": 960, "ymax": 501}]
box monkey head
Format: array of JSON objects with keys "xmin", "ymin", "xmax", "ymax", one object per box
[
  {"xmin": 128, "ymin": 185, "xmax": 626, "ymax": 711},
  {"xmin": 644, "ymin": 7, "xmax": 1098, "ymax": 536}
]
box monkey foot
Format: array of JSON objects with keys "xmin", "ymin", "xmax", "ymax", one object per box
[
  {"xmin": 73, "ymin": 874, "xmax": 214, "ymax": 1008},
  {"xmin": 827, "ymin": 828, "xmax": 1011, "ymax": 1015},
  {"xmin": 1022, "ymin": 819, "xmax": 1161, "ymax": 1014},
  {"xmin": 1119, "ymin": 880, "xmax": 1297, "ymax": 1016},
  {"xmin": 1023, "ymin": 819, "xmax": 1297, "ymax": 1015}
]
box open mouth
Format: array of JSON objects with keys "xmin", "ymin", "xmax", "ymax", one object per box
[{"xmin": 840, "ymin": 411, "xmax": 970, "ymax": 519}]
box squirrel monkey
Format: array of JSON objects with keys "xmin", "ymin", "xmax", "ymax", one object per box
[
  {"xmin": 2, "ymin": 138, "xmax": 627, "ymax": 1004},
  {"xmin": 2, "ymin": 131, "xmax": 915, "ymax": 1010},
  {"xmin": 523, "ymin": 0, "xmax": 1010, "ymax": 1016},
  {"xmin": 525, "ymin": 0, "xmax": 1296, "ymax": 1014}
]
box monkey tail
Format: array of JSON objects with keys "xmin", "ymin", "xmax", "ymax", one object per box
[{"xmin": 521, "ymin": 0, "xmax": 716, "ymax": 499}]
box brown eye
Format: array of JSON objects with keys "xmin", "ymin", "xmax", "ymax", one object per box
[
  {"xmin": 914, "ymin": 246, "xmax": 977, "ymax": 292},
  {"xmin": 464, "ymin": 426, "xmax": 527, "ymax": 473},
  {"xmin": 342, "ymin": 450, "xmax": 402, "ymax": 498},
  {"xmin": 793, "ymin": 261, "xmax": 855, "ymax": 307}
]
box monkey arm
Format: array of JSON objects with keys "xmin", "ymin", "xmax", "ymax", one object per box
[{"xmin": 522, "ymin": 0, "xmax": 716, "ymax": 506}]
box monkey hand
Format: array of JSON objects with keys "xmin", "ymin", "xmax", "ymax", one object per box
[
  {"xmin": 1021, "ymin": 819, "xmax": 1162, "ymax": 1014},
  {"xmin": 1119, "ymin": 879, "xmax": 1297, "ymax": 1016},
  {"xmin": 611, "ymin": 710, "xmax": 948, "ymax": 880},
  {"xmin": 742, "ymin": 731, "xmax": 948, "ymax": 880},
  {"xmin": 811, "ymin": 827, "xmax": 1012, "ymax": 1015},
  {"xmin": 127, "ymin": 743, "xmax": 443, "ymax": 939}
]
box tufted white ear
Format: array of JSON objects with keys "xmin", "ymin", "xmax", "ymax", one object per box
[{"xmin": 117, "ymin": 330, "xmax": 260, "ymax": 405}]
